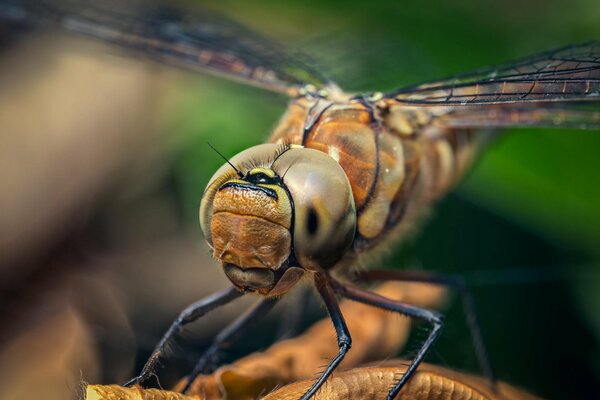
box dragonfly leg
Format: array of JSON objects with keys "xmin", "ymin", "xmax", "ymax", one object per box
[
  {"xmin": 299, "ymin": 272, "xmax": 352, "ymax": 400},
  {"xmin": 331, "ymin": 280, "xmax": 443, "ymax": 400},
  {"xmin": 124, "ymin": 286, "xmax": 243, "ymax": 387},
  {"xmin": 182, "ymin": 297, "xmax": 279, "ymax": 393},
  {"xmin": 355, "ymin": 269, "xmax": 496, "ymax": 390}
]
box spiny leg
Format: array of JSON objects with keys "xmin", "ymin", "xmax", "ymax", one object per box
[
  {"xmin": 299, "ymin": 272, "xmax": 352, "ymax": 400},
  {"xmin": 124, "ymin": 286, "xmax": 243, "ymax": 387},
  {"xmin": 182, "ymin": 297, "xmax": 279, "ymax": 393},
  {"xmin": 356, "ymin": 269, "xmax": 496, "ymax": 389},
  {"xmin": 332, "ymin": 280, "xmax": 443, "ymax": 400}
]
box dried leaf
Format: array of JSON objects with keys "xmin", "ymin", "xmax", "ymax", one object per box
[
  {"xmin": 87, "ymin": 363, "xmax": 540, "ymax": 400},
  {"xmin": 263, "ymin": 361, "xmax": 542, "ymax": 400},
  {"xmin": 86, "ymin": 385, "xmax": 202, "ymax": 400}
]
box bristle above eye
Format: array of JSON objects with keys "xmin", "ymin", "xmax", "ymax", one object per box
[
  {"xmin": 236, "ymin": 142, "xmax": 292, "ymax": 173},
  {"xmin": 273, "ymin": 141, "xmax": 292, "ymax": 160},
  {"xmin": 270, "ymin": 141, "xmax": 293, "ymax": 167}
]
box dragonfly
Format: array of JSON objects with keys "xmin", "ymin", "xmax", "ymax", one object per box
[{"xmin": 2, "ymin": 1, "xmax": 598, "ymax": 399}]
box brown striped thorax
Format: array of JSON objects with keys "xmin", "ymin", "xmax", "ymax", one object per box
[{"xmin": 200, "ymin": 89, "xmax": 478, "ymax": 296}]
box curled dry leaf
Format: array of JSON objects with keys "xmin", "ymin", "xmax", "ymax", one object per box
[
  {"xmin": 263, "ymin": 361, "xmax": 542, "ymax": 400},
  {"xmin": 86, "ymin": 385, "xmax": 201, "ymax": 400},
  {"xmin": 88, "ymin": 363, "xmax": 541, "ymax": 400}
]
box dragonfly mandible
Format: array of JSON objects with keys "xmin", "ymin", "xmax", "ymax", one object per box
[{"xmin": 2, "ymin": 1, "xmax": 598, "ymax": 399}]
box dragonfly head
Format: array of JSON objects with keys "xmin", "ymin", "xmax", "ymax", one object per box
[{"xmin": 200, "ymin": 143, "xmax": 356, "ymax": 296}]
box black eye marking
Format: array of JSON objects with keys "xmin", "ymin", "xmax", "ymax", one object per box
[
  {"xmin": 246, "ymin": 171, "xmax": 281, "ymax": 185},
  {"xmin": 254, "ymin": 172, "xmax": 270, "ymax": 184},
  {"xmin": 307, "ymin": 207, "xmax": 319, "ymax": 235}
]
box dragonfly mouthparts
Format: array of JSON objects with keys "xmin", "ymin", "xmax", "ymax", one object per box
[{"xmin": 223, "ymin": 263, "xmax": 276, "ymax": 292}]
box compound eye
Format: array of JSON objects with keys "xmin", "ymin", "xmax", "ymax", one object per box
[{"xmin": 272, "ymin": 148, "xmax": 356, "ymax": 269}]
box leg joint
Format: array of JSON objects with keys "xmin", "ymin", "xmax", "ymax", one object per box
[
  {"xmin": 430, "ymin": 310, "xmax": 445, "ymax": 325},
  {"xmin": 339, "ymin": 335, "xmax": 352, "ymax": 348},
  {"xmin": 178, "ymin": 306, "xmax": 200, "ymax": 325}
]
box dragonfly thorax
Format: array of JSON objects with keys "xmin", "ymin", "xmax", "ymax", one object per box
[{"xmin": 200, "ymin": 144, "xmax": 356, "ymax": 296}]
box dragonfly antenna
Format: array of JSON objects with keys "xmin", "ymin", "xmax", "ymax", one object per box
[{"xmin": 206, "ymin": 142, "xmax": 243, "ymax": 178}]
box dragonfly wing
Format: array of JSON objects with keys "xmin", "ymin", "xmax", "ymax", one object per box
[
  {"xmin": 0, "ymin": 0, "xmax": 329, "ymax": 94},
  {"xmin": 387, "ymin": 41, "xmax": 600, "ymax": 105},
  {"xmin": 414, "ymin": 104, "xmax": 600, "ymax": 130}
]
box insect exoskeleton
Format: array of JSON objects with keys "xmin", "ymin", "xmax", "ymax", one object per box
[{"xmin": 200, "ymin": 143, "xmax": 357, "ymax": 296}]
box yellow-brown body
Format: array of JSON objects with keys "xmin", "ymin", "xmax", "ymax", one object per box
[{"xmin": 270, "ymin": 95, "xmax": 479, "ymax": 260}]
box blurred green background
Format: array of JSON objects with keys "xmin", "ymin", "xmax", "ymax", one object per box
[{"xmin": 0, "ymin": 0, "xmax": 598, "ymax": 399}]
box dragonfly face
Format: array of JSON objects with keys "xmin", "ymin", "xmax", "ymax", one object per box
[{"xmin": 199, "ymin": 143, "xmax": 356, "ymax": 295}]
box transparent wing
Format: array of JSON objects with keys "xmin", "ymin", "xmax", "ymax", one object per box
[
  {"xmin": 426, "ymin": 104, "xmax": 600, "ymax": 130},
  {"xmin": 384, "ymin": 102, "xmax": 600, "ymax": 133},
  {"xmin": 0, "ymin": 0, "xmax": 329, "ymax": 94},
  {"xmin": 387, "ymin": 41, "xmax": 600, "ymax": 105}
]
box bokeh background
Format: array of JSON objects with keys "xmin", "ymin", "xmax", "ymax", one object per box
[{"xmin": 0, "ymin": 0, "xmax": 598, "ymax": 399}]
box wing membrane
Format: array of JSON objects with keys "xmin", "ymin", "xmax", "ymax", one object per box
[
  {"xmin": 388, "ymin": 41, "xmax": 600, "ymax": 105},
  {"xmin": 428, "ymin": 105, "xmax": 600, "ymax": 130},
  {"xmin": 0, "ymin": 0, "xmax": 329, "ymax": 94}
]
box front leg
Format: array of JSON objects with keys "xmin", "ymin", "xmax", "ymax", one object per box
[
  {"xmin": 182, "ymin": 297, "xmax": 279, "ymax": 393},
  {"xmin": 124, "ymin": 286, "xmax": 243, "ymax": 387},
  {"xmin": 356, "ymin": 269, "xmax": 496, "ymax": 389},
  {"xmin": 332, "ymin": 280, "xmax": 443, "ymax": 400},
  {"xmin": 299, "ymin": 272, "xmax": 352, "ymax": 400}
]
